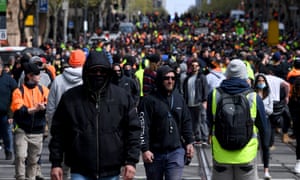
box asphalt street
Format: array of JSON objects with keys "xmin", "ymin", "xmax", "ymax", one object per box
[{"xmin": 0, "ymin": 132, "xmax": 299, "ymax": 180}]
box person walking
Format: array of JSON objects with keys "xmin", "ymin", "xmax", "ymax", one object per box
[
  {"xmin": 46, "ymin": 49, "xmax": 86, "ymax": 180},
  {"xmin": 112, "ymin": 63, "xmax": 140, "ymax": 106},
  {"xmin": 139, "ymin": 65, "xmax": 194, "ymax": 180},
  {"xmin": 46, "ymin": 49, "xmax": 86, "ymax": 125},
  {"xmin": 253, "ymin": 73, "xmax": 273, "ymax": 179},
  {"xmin": 183, "ymin": 59, "xmax": 209, "ymax": 144},
  {"xmin": 10, "ymin": 62, "xmax": 49, "ymax": 180},
  {"xmin": 49, "ymin": 51, "xmax": 141, "ymax": 180},
  {"xmin": 143, "ymin": 54, "xmax": 160, "ymax": 96},
  {"xmin": 0, "ymin": 58, "xmax": 17, "ymax": 160},
  {"xmin": 207, "ymin": 59, "xmax": 271, "ymax": 180}
]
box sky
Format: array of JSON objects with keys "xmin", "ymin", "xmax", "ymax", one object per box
[{"xmin": 165, "ymin": 0, "xmax": 196, "ymax": 16}]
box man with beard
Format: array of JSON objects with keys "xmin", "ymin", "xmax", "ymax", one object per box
[{"xmin": 139, "ymin": 65, "xmax": 194, "ymax": 179}]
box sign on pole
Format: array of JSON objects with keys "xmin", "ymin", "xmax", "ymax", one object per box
[
  {"xmin": 25, "ymin": 15, "xmax": 34, "ymax": 26},
  {"xmin": 39, "ymin": 0, "xmax": 48, "ymax": 13},
  {"xmin": 267, "ymin": 20, "xmax": 279, "ymax": 46},
  {"xmin": 0, "ymin": 29, "xmax": 7, "ymax": 40}
]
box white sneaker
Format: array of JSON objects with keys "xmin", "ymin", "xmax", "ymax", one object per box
[
  {"xmin": 264, "ymin": 172, "xmax": 271, "ymax": 179},
  {"xmin": 294, "ymin": 160, "xmax": 300, "ymax": 173}
]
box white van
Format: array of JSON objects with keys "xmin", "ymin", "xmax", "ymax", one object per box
[{"xmin": 0, "ymin": 46, "xmax": 26, "ymax": 64}]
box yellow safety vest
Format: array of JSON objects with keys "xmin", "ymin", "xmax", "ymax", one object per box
[{"xmin": 211, "ymin": 89, "xmax": 258, "ymax": 164}]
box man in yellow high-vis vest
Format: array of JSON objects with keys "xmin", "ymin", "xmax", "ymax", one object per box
[{"xmin": 207, "ymin": 59, "xmax": 271, "ymax": 180}]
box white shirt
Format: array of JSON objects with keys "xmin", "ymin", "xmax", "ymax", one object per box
[{"xmin": 265, "ymin": 75, "xmax": 284, "ymax": 102}]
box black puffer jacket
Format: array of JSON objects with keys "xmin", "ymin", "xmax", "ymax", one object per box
[{"xmin": 49, "ymin": 51, "xmax": 141, "ymax": 178}]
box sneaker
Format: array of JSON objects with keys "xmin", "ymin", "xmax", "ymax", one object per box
[
  {"xmin": 264, "ymin": 172, "xmax": 271, "ymax": 179},
  {"xmin": 294, "ymin": 160, "xmax": 300, "ymax": 173},
  {"xmin": 269, "ymin": 145, "xmax": 276, "ymax": 151}
]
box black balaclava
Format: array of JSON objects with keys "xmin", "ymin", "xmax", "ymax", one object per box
[{"xmin": 83, "ymin": 51, "xmax": 112, "ymax": 92}]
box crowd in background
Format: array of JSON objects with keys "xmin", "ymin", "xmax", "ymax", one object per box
[{"xmin": 1, "ymin": 11, "xmax": 300, "ymax": 180}]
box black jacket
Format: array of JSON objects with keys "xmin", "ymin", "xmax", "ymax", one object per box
[
  {"xmin": 183, "ymin": 72, "xmax": 209, "ymax": 105},
  {"xmin": 49, "ymin": 83, "xmax": 141, "ymax": 178},
  {"xmin": 139, "ymin": 89, "xmax": 194, "ymax": 153},
  {"xmin": 0, "ymin": 72, "xmax": 17, "ymax": 115}
]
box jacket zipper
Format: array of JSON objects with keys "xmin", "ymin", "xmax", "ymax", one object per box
[{"xmin": 96, "ymin": 94, "xmax": 101, "ymax": 179}]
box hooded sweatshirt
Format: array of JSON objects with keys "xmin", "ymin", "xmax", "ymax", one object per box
[
  {"xmin": 49, "ymin": 51, "xmax": 141, "ymax": 178},
  {"xmin": 46, "ymin": 67, "xmax": 83, "ymax": 123},
  {"xmin": 139, "ymin": 65, "xmax": 194, "ymax": 153}
]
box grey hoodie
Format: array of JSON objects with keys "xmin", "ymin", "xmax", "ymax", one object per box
[{"xmin": 46, "ymin": 67, "xmax": 83, "ymax": 124}]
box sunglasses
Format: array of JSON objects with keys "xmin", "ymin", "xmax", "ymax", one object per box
[
  {"xmin": 162, "ymin": 76, "xmax": 176, "ymax": 81},
  {"xmin": 87, "ymin": 68, "xmax": 109, "ymax": 76}
]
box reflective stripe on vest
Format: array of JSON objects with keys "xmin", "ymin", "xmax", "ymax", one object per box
[{"xmin": 211, "ymin": 89, "xmax": 259, "ymax": 164}]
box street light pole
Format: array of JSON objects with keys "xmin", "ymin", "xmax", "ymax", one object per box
[
  {"xmin": 84, "ymin": 0, "xmax": 88, "ymax": 44},
  {"xmin": 34, "ymin": 0, "xmax": 39, "ymax": 47}
]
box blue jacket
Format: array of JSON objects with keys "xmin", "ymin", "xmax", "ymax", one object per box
[{"xmin": 207, "ymin": 78, "xmax": 271, "ymax": 154}]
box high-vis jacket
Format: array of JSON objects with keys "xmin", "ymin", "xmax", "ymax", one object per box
[
  {"xmin": 11, "ymin": 84, "xmax": 49, "ymax": 134},
  {"xmin": 207, "ymin": 78, "xmax": 271, "ymax": 164},
  {"xmin": 211, "ymin": 88, "xmax": 258, "ymax": 164}
]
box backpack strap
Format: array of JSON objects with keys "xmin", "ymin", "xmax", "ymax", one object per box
[{"xmin": 212, "ymin": 88, "xmax": 256, "ymax": 121}]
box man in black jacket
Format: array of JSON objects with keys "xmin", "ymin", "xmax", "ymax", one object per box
[
  {"xmin": 183, "ymin": 59, "xmax": 209, "ymax": 144},
  {"xmin": 0, "ymin": 58, "xmax": 17, "ymax": 160},
  {"xmin": 139, "ymin": 65, "xmax": 194, "ymax": 180},
  {"xmin": 49, "ymin": 51, "xmax": 141, "ymax": 180}
]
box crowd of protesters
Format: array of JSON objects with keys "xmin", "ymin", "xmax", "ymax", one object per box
[{"xmin": 0, "ymin": 10, "xmax": 300, "ymax": 179}]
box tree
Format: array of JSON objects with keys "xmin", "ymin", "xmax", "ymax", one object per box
[
  {"xmin": 44, "ymin": 0, "xmax": 64, "ymax": 43},
  {"xmin": 18, "ymin": 0, "xmax": 35, "ymax": 45},
  {"xmin": 199, "ymin": 0, "xmax": 241, "ymax": 14},
  {"xmin": 127, "ymin": 0, "xmax": 153, "ymax": 15}
]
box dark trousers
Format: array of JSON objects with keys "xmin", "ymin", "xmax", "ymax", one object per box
[
  {"xmin": 0, "ymin": 115, "xmax": 13, "ymax": 153},
  {"xmin": 188, "ymin": 105, "xmax": 208, "ymax": 142},
  {"xmin": 144, "ymin": 148, "xmax": 185, "ymax": 180}
]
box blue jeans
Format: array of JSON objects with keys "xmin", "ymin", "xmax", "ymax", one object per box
[
  {"xmin": 0, "ymin": 115, "xmax": 13, "ymax": 152},
  {"xmin": 71, "ymin": 173, "xmax": 119, "ymax": 180},
  {"xmin": 144, "ymin": 148, "xmax": 185, "ymax": 180}
]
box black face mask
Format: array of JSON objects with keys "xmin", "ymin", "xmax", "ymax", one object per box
[
  {"xmin": 87, "ymin": 74, "xmax": 108, "ymax": 91},
  {"xmin": 25, "ymin": 80, "xmax": 38, "ymax": 89},
  {"xmin": 123, "ymin": 69, "xmax": 132, "ymax": 77}
]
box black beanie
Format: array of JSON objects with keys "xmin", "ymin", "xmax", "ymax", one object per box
[{"xmin": 23, "ymin": 62, "xmax": 40, "ymax": 75}]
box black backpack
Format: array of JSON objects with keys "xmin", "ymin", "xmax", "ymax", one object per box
[{"xmin": 214, "ymin": 88, "xmax": 255, "ymax": 150}]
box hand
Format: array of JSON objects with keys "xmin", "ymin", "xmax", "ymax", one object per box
[
  {"xmin": 142, "ymin": 150, "xmax": 154, "ymax": 163},
  {"xmin": 122, "ymin": 165, "xmax": 136, "ymax": 180},
  {"xmin": 50, "ymin": 167, "xmax": 63, "ymax": 180},
  {"xmin": 285, "ymin": 96, "xmax": 289, "ymax": 105},
  {"xmin": 7, "ymin": 118, "xmax": 13, "ymax": 124},
  {"xmin": 37, "ymin": 103, "xmax": 46, "ymax": 111},
  {"xmin": 186, "ymin": 144, "xmax": 194, "ymax": 158},
  {"xmin": 202, "ymin": 101, "xmax": 207, "ymax": 109}
]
